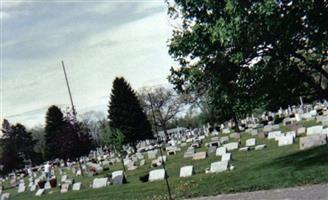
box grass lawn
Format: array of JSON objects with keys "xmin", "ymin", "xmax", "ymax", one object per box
[{"xmin": 7, "ymin": 124, "xmax": 328, "ymax": 200}]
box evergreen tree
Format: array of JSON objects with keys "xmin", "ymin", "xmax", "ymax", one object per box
[
  {"xmin": 108, "ymin": 77, "xmax": 153, "ymax": 149},
  {"xmin": 44, "ymin": 105, "xmax": 66, "ymax": 160},
  {"xmin": 0, "ymin": 120, "xmax": 36, "ymax": 174}
]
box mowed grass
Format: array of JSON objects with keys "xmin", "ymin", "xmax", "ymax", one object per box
[{"xmin": 8, "ymin": 125, "xmax": 328, "ymax": 200}]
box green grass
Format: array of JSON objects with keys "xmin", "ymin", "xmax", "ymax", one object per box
[{"xmin": 7, "ymin": 128, "xmax": 328, "ymax": 200}]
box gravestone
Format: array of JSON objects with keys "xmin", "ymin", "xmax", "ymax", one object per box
[
  {"xmin": 221, "ymin": 153, "xmax": 231, "ymax": 161},
  {"xmin": 136, "ymin": 153, "xmax": 144, "ymax": 160},
  {"xmin": 35, "ymin": 189, "xmax": 45, "ymax": 196},
  {"xmin": 239, "ymin": 147, "xmax": 249, "ymax": 152},
  {"xmin": 263, "ymin": 125, "xmax": 273, "ymax": 132},
  {"xmin": 179, "ymin": 165, "xmax": 193, "ymax": 178},
  {"xmin": 229, "ymin": 133, "xmax": 240, "ymax": 139},
  {"xmin": 255, "ymin": 144, "xmax": 266, "ymax": 150},
  {"xmin": 192, "ymin": 152, "xmax": 207, "ymax": 160},
  {"xmin": 210, "ymin": 161, "xmax": 229, "ymax": 173},
  {"xmin": 1, "ymin": 193, "xmax": 10, "ymax": 200},
  {"xmin": 139, "ymin": 159, "xmax": 145, "ymax": 166},
  {"xmin": 61, "ymin": 175, "xmax": 67, "ymax": 182},
  {"xmin": 72, "ymin": 182, "xmax": 81, "ymax": 191},
  {"xmin": 148, "ymin": 169, "xmax": 165, "ymax": 182},
  {"xmin": 92, "ymin": 178, "xmax": 108, "ymax": 189},
  {"xmin": 278, "ymin": 135, "xmax": 294, "ymax": 146},
  {"xmin": 211, "ymin": 137, "xmax": 219, "ymax": 142},
  {"xmin": 183, "ymin": 147, "xmax": 195, "ymax": 158},
  {"xmin": 60, "ymin": 183, "xmax": 69, "ymax": 193},
  {"xmin": 18, "ymin": 183, "xmax": 25, "ymax": 193},
  {"xmin": 224, "ymin": 142, "xmax": 239, "ymax": 151},
  {"xmin": 297, "ymin": 127, "xmax": 306, "ymax": 136},
  {"xmin": 112, "ymin": 170, "xmax": 124, "ymax": 185},
  {"xmin": 216, "ymin": 147, "xmax": 227, "ymax": 156},
  {"xmin": 307, "ymin": 126, "xmax": 323, "ymax": 135},
  {"xmin": 30, "ymin": 184, "xmax": 36, "ymax": 192},
  {"xmin": 300, "ymin": 135, "xmax": 327, "ymax": 150},
  {"xmin": 246, "ymin": 138, "xmax": 256, "ymax": 147},
  {"xmin": 222, "ymin": 128, "xmax": 231, "ymax": 134},
  {"xmin": 44, "ymin": 181, "xmax": 51, "ymax": 190},
  {"xmin": 220, "ymin": 136, "xmax": 229, "ymax": 144},
  {"xmin": 207, "ymin": 146, "xmax": 217, "ymax": 154},
  {"xmin": 268, "ymin": 131, "xmax": 282, "ymax": 140}
]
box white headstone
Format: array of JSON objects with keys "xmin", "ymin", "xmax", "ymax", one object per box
[
  {"xmin": 210, "ymin": 161, "xmax": 229, "ymax": 173},
  {"xmin": 221, "ymin": 153, "xmax": 231, "ymax": 162},
  {"xmin": 18, "ymin": 183, "xmax": 25, "ymax": 193},
  {"xmin": 72, "ymin": 182, "xmax": 82, "ymax": 191},
  {"xmin": 216, "ymin": 147, "xmax": 227, "ymax": 156},
  {"xmin": 1, "ymin": 193, "xmax": 10, "ymax": 200},
  {"xmin": 149, "ymin": 169, "xmax": 165, "ymax": 182},
  {"xmin": 255, "ymin": 144, "xmax": 266, "ymax": 150},
  {"xmin": 223, "ymin": 142, "xmax": 239, "ymax": 151},
  {"xmin": 92, "ymin": 178, "xmax": 108, "ymax": 189},
  {"xmin": 307, "ymin": 126, "xmax": 323, "ymax": 135},
  {"xmin": 60, "ymin": 183, "xmax": 69, "ymax": 193},
  {"xmin": 35, "ymin": 189, "xmax": 45, "ymax": 196},
  {"xmin": 246, "ymin": 138, "xmax": 256, "ymax": 147},
  {"xmin": 179, "ymin": 166, "xmax": 193, "ymax": 178},
  {"xmin": 268, "ymin": 131, "xmax": 282, "ymax": 140},
  {"xmin": 278, "ymin": 135, "xmax": 294, "ymax": 146},
  {"xmin": 112, "ymin": 170, "xmax": 124, "ymax": 185}
]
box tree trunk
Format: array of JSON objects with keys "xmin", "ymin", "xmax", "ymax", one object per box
[
  {"xmin": 120, "ymin": 154, "xmax": 126, "ymax": 174},
  {"xmin": 233, "ymin": 115, "xmax": 240, "ymax": 132}
]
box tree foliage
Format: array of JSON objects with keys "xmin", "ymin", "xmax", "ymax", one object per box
[
  {"xmin": 167, "ymin": 0, "xmax": 328, "ymax": 124},
  {"xmin": 108, "ymin": 77, "xmax": 153, "ymax": 149}
]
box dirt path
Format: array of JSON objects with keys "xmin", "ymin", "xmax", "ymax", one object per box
[{"xmin": 190, "ymin": 184, "xmax": 328, "ymax": 200}]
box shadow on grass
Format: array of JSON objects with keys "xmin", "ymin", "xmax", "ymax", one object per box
[{"xmin": 259, "ymin": 144, "xmax": 328, "ymax": 170}]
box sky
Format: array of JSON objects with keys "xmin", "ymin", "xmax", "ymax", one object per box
[{"xmin": 1, "ymin": 0, "xmax": 176, "ymax": 128}]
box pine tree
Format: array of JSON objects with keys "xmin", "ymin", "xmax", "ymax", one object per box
[
  {"xmin": 108, "ymin": 77, "xmax": 153, "ymax": 150},
  {"xmin": 44, "ymin": 105, "xmax": 65, "ymax": 160}
]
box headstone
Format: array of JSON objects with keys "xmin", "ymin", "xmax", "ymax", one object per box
[
  {"xmin": 0, "ymin": 193, "xmax": 10, "ymax": 200},
  {"xmin": 72, "ymin": 182, "xmax": 81, "ymax": 191},
  {"xmin": 222, "ymin": 128, "xmax": 231, "ymax": 134},
  {"xmin": 139, "ymin": 159, "xmax": 145, "ymax": 166},
  {"xmin": 297, "ymin": 127, "xmax": 306, "ymax": 136},
  {"xmin": 44, "ymin": 181, "xmax": 51, "ymax": 190},
  {"xmin": 18, "ymin": 183, "xmax": 25, "ymax": 193},
  {"xmin": 112, "ymin": 170, "xmax": 124, "ymax": 185},
  {"xmin": 92, "ymin": 178, "xmax": 108, "ymax": 189},
  {"xmin": 246, "ymin": 138, "xmax": 256, "ymax": 147},
  {"xmin": 207, "ymin": 146, "xmax": 217, "ymax": 154},
  {"xmin": 192, "ymin": 152, "xmax": 207, "ymax": 160},
  {"xmin": 183, "ymin": 147, "xmax": 195, "ymax": 158},
  {"xmin": 209, "ymin": 161, "xmax": 229, "ymax": 173},
  {"xmin": 220, "ymin": 136, "xmax": 229, "ymax": 144},
  {"xmin": 221, "ymin": 153, "xmax": 231, "ymax": 161},
  {"xmin": 299, "ymin": 135, "xmax": 327, "ymax": 150},
  {"xmin": 149, "ymin": 169, "xmax": 165, "ymax": 182},
  {"xmin": 229, "ymin": 133, "xmax": 240, "ymax": 139},
  {"xmin": 179, "ymin": 165, "xmax": 193, "ymax": 178},
  {"xmin": 60, "ymin": 183, "xmax": 69, "ymax": 193},
  {"xmin": 239, "ymin": 147, "xmax": 249, "ymax": 152},
  {"xmin": 30, "ymin": 184, "xmax": 36, "ymax": 192},
  {"xmin": 211, "ymin": 137, "xmax": 219, "ymax": 142},
  {"xmin": 35, "ymin": 189, "xmax": 45, "ymax": 196},
  {"xmin": 223, "ymin": 142, "xmax": 239, "ymax": 151},
  {"xmin": 61, "ymin": 175, "xmax": 67, "ymax": 182},
  {"xmin": 307, "ymin": 126, "xmax": 323, "ymax": 135},
  {"xmin": 278, "ymin": 135, "xmax": 294, "ymax": 146},
  {"xmin": 250, "ymin": 129, "xmax": 258, "ymax": 136},
  {"xmin": 268, "ymin": 131, "xmax": 282, "ymax": 140},
  {"xmin": 216, "ymin": 147, "xmax": 226, "ymax": 156},
  {"xmin": 255, "ymin": 144, "xmax": 266, "ymax": 150}
]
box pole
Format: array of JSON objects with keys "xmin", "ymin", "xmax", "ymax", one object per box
[
  {"xmin": 61, "ymin": 61, "xmax": 77, "ymax": 117},
  {"xmin": 147, "ymin": 93, "xmax": 172, "ymax": 200},
  {"xmin": 61, "ymin": 61, "xmax": 84, "ymax": 176}
]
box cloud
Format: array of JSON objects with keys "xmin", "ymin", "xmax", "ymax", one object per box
[
  {"xmin": 0, "ymin": 11, "xmax": 10, "ymax": 20},
  {"xmin": 2, "ymin": 1, "xmax": 174, "ymax": 128}
]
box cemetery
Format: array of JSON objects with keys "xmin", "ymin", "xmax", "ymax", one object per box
[{"xmin": 0, "ymin": 103, "xmax": 328, "ymax": 200}]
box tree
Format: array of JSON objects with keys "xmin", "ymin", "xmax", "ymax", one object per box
[
  {"xmin": 45, "ymin": 106, "xmax": 93, "ymax": 161},
  {"xmin": 138, "ymin": 86, "xmax": 185, "ymax": 139},
  {"xmin": 108, "ymin": 77, "xmax": 153, "ymax": 150},
  {"xmin": 101, "ymin": 127, "xmax": 126, "ymax": 172},
  {"xmin": 44, "ymin": 105, "xmax": 66, "ymax": 160},
  {"xmin": 167, "ymin": 0, "xmax": 328, "ymax": 126},
  {"xmin": 30, "ymin": 126, "xmax": 46, "ymax": 162},
  {"xmin": 0, "ymin": 120, "xmax": 37, "ymax": 174}
]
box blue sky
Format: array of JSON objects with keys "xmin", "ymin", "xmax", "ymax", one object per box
[{"xmin": 1, "ymin": 0, "xmax": 175, "ymax": 127}]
